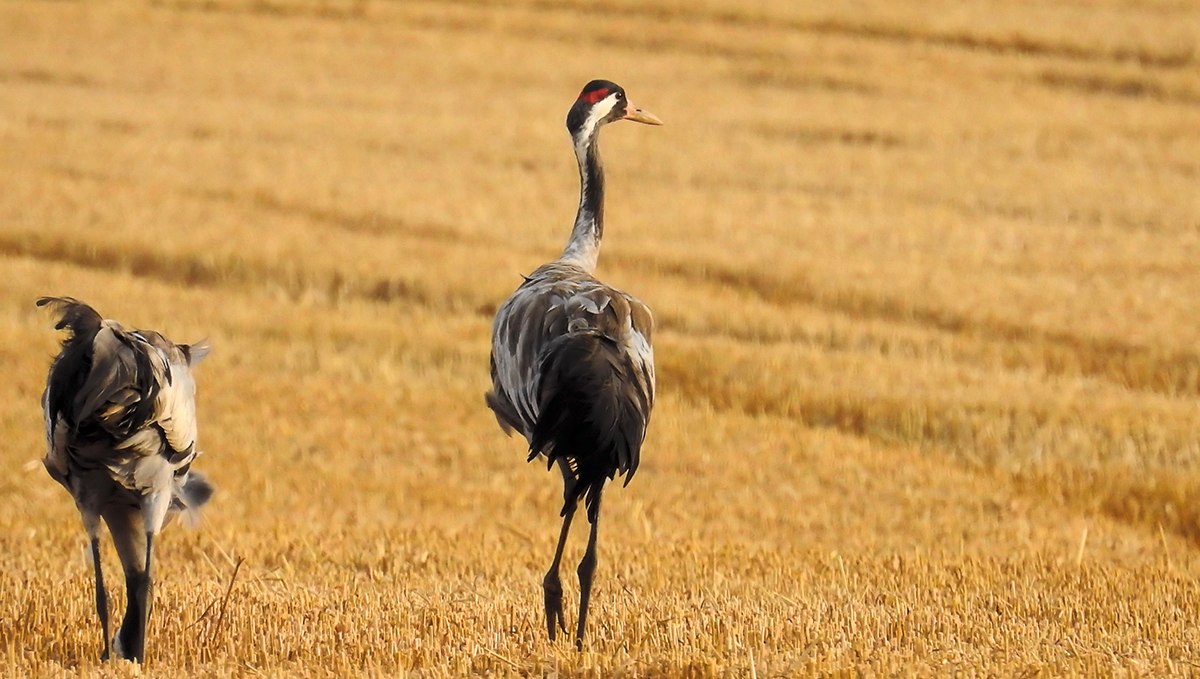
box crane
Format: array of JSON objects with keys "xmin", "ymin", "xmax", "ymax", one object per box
[
  {"xmin": 486, "ymin": 80, "xmax": 661, "ymax": 649},
  {"xmin": 38, "ymin": 297, "xmax": 213, "ymax": 663}
]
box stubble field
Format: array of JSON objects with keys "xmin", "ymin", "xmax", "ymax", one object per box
[{"xmin": 1, "ymin": 0, "xmax": 1199, "ymax": 675}]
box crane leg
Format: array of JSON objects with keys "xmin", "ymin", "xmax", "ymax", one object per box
[
  {"xmin": 108, "ymin": 509, "xmax": 153, "ymax": 664},
  {"xmin": 85, "ymin": 514, "xmax": 111, "ymax": 661},
  {"xmin": 122, "ymin": 531, "xmax": 154, "ymax": 664},
  {"xmin": 544, "ymin": 506, "xmax": 576, "ymax": 640},
  {"xmin": 543, "ymin": 459, "xmax": 577, "ymax": 641},
  {"xmin": 575, "ymin": 485, "xmax": 603, "ymax": 651}
]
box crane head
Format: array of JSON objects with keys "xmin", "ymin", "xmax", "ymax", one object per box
[{"xmin": 566, "ymin": 79, "xmax": 662, "ymax": 141}]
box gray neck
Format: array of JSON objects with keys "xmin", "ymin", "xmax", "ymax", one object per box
[{"xmin": 559, "ymin": 132, "xmax": 604, "ymax": 272}]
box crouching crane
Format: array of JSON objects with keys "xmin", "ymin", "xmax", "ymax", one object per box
[
  {"xmin": 486, "ymin": 80, "xmax": 661, "ymax": 649},
  {"xmin": 38, "ymin": 297, "xmax": 214, "ymax": 663}
]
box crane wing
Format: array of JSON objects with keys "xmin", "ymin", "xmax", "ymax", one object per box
[
  {"xmin": 487, "ymin": 262, "xmax": 656, "ymax": 442},
  {"xmin": 75, "ymin": 325, "xmax": 160, "ymax": 442},
  {"xmin": 42, "ymin": 310, "xmax": 202, "ymax": 492},
  {"xmin": 109, "ymin": 331, "xmax": 201, "ymax": 465}
]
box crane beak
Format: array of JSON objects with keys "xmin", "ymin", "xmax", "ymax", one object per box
[{"xmin": 623, "ymin": 105, "xmax": 663, "ymax": 126}]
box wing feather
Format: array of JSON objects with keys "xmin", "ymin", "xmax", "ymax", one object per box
[
  {"xmin": 487, "ymin": 262, "xmax": 656, "ymax": 489},
  {"xmin": 152, "ymin": 349, "xmax": 199, "ymax": 460},
  {"xmin": 40, "ymin": 298, "xmax": 213, "ymax": 526},
  {"xmin": 42, "ymin": 306, "xmax": 203, "ymax": 486}
]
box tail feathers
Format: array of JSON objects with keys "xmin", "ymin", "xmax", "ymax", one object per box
[
  {"xmin": 173, "ymin": 471, "xmax": 214, "ymax": 528},
  {"xmin": 184, "ymin": 339, "xmax": 211, "ymax": 366},
  {"xmin": 531, "ymin": 332, "xmax": 647, "ymax": 520},
  {"xmin": 39, "ymin": 297, "xmax": 161, "ymax": 435},
  {"xmin": 41, "ymin": 297, "xmax": 109, "ymax": 430},
  {"xmin": 485, "ymin": 390, "xmax": 521, "ymax": 437},
  {"xmin": 37, "ymin": 297, "xmax": 103, "ymax": 340}
]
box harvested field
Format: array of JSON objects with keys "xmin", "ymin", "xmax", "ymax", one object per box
[{"xmin": 1, "ymin": 0, "xmax": 1198, "ymax": 675}]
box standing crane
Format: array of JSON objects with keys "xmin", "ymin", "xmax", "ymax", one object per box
[
  {"xmin": 38, "ymin": 297, "xmax": 213, "ymax": 664},
  {"xmin": 486, "ymin": 80, "xmax": 661, "ymax": 649}
]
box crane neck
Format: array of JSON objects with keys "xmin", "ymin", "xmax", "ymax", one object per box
[{"xmin": 559, "ymin": 130, "xmax": 604, "ymax": 273}]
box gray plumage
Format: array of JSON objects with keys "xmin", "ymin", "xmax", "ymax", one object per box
[
  {"xmin": 485, "ymin": 80, "xmax": 661, "ymax": 649},
  {"xmin": 487, "ymin": 264, "xmax": 655, "ymax": 515},
  {"xmin": 38, "ymin": 296, "xmax": 212, "ymax": 664}
]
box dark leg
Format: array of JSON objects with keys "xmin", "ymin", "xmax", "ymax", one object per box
[
  {"xmin": 544, "ymin": 504, "xmax": 576, "ymax": 640},
  {"xmin": 90, "ymin": 537, "xmax": 111, "ymax": 661},
  {"xmin": 575, "ymin": 485, "xmax": 603, "ymax": 650},
  {"xmin": 118, "ymin": 532, "xmax": 153, "ymax": 663},
  {"xmin": 544, "ymin": 460, "xmax": 577, "ymax": 641}
]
